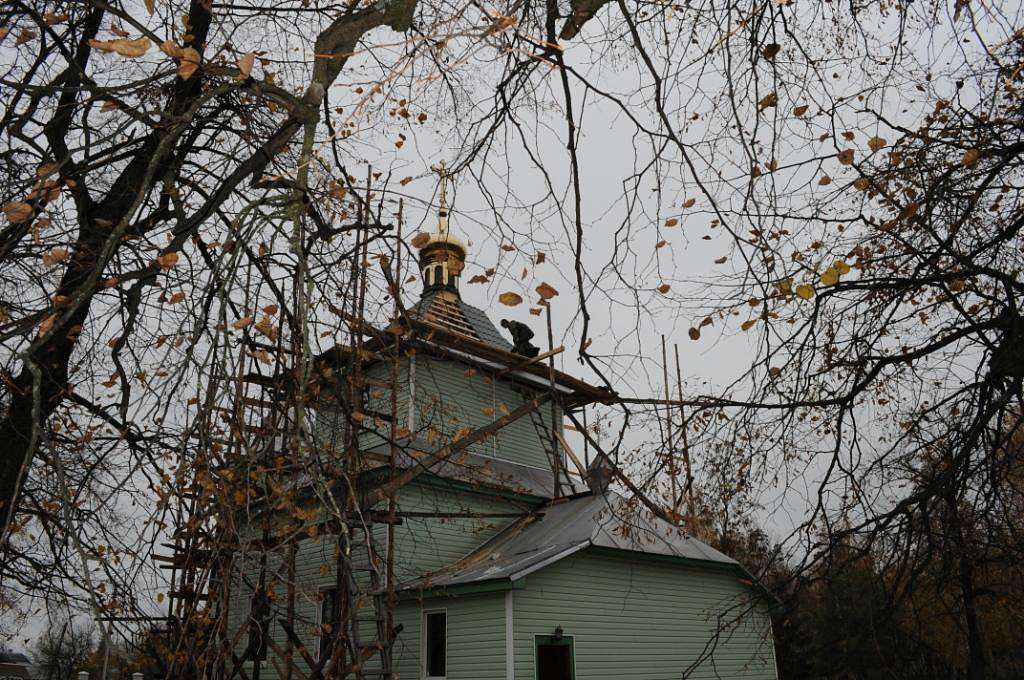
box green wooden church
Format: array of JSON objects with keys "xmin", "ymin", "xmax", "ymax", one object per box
[{"xmin": 227, "ymin": 179, "xmax": 778, "ymax": 680}]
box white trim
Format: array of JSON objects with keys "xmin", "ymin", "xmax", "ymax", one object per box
[
  {"xmin": 505, "ymin": 590, "xmax": 514, "ymax": 680},
  {"xmin": 768, "ymin": 614, "xmax": 780, "ymax": 680},
  {"xmin": 421, "ymin": 607, "xmax": 448, "ymax": 680},
  {"xmin": 510, "ymin": 541, "xmax": 590, "ymax": 581}
]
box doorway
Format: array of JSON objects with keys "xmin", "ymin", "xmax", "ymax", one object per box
[{"xmin": 535, "ymin": 634, "xmax": 575, "ymax": 680}]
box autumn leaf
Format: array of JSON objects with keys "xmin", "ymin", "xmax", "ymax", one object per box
[
  {"xmin": 168, "ymin": 292, "xmax": 187, "ymax": 305},
  {"xmin": 837, "ymin": 149, "xmax": 855, "ymax": 165},
  {"xmin": 657, "ymin": 284, "xmax": 671, "ymax": 294},
  {"xmin": 820, "ymin": 267, "xmax": 840, "ymax": 287},
  {"xmin": 178, "ymin": 47, "xmax": 201, "ymax": 80},
  {"xmin": 834, "ymin": 260, "xmax": 851, "ymax": 275},
  {"xmin": 468, "ymin": 274, "xmax": 488, "ymax": 284},
  {"xmin": 769, "ymin": 366, "xmax": 782, "ymax": 379},
  {"xmin": 263, "ymin": 304, "xmax": 279, "ymax": 315},
  {"xmin": 42, "ymin": 248, "xmax": 69, "ymax": 266},
  {"xmin": 399, "ymin": 176, "xmax": 414, "ymax": 186},
  {"xmin": 500, "ymin": 244, "xmax": 516, "ymax": 252},
  {"xmin": 38, "ymin": 314, "xmax": 57, "ymax": 337},
  {"xmin": 498, "ymin": 292, "xmax": 523, "ymax": 306},
  {"xmin": 44, "ymin": 12, "xmax": 69, "ymax": 24},
  {"xmin": 536, "ymin": 282, "xmax": 558, "ymax": 300},
  {"xmin": 351, "ymin": 411, "xmax": 367, "ymax": 424},
  {"xmin": 867, "ymin": 136, "xmax": 887, "ymax": 152},
  {"xmin": 741, "ymin": 319, "xmax": 758, "ymax": 331},
  {"xmin": 761, "ymin": 43, "xmax": 780, "ymax": 60},
  {"xmin": 758, "ymin": 92, "xmax": 778, "ymax": 110},
  {"xmin": 795, "ymin": 283, "xmax": 815, "ymax": 300},
  {"xmin": 15, "ymin": 29, "xmax": 37, "ymax": 46},
  {"xmin": 853, "ymin": 177, "xmax": 871, "ymax": 191},
  {"xmin": 714, "ymin": 256, "xmax": 727, "ymax": 264},
  {"xmin": 962, "ymin": 148, "xmax": 979, "ymax": 167},
  {"xmin": 237, "ymin": 52, "xmax": 256, "ymax": 78},
  {"xmin": 410, "ymin": 232, "xmax": 430, "ymax": 248},
  {"xmin": 793, "ymin": 104, "xmax": 808, "ymax": 117},
  {"xmin": 656, "ymin": 240, "xmax": 667, "ymax": 249},
  {"xmin": 144, "ymin": 0, "xmax": 156, "ymax": 14},
  {"xmin": 664, "ymin": 218, "xmax": 679, "ymax": 227},
  {"xmin": 157, "ymin": 252, "xmax": 179, "ymax": 269},
  {"xmin": 688, "ymin": 327, "xmax": 700, "ymax": 341},
  {"xmin": 818, "ymin": 175, "xmax": 832, "ymax": 186},
  {"xmin": 683, "ymin": 198, "xmax": 696, "ymax": 208},
  {"xmin": 3, "ymin": 202, "xmax": 33, "ymax": 223},
  {"xmin": 232, "ymin": 316, "xmax": 255, "ymax": 330},
  {"xmin": 160, "ymin": 40, "xmax": 184, "ymax": 58},
  {"xmin": 529, "ymin": 307, "xmax": 542, "ymax": 316},
  {"xmin": 89, "ymin": 37, "xmax": 152, "ymax": 58},
  {"xmin": 536, "ymin": 252, "xmax": 546, "ymax": 264}
]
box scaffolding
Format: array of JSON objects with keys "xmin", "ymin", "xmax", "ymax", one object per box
[{"xmin": 151, "ymin": 168, "xmax": 613, "ymax": 680}]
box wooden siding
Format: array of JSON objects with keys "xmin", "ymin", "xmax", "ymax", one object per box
[
  {"xmin": 512, "ymin": 549, "xmax": 777, "ymax": 680},
  {"xmin": 392, "ymin": 593, "xmax": 508, "ymax": 680}
]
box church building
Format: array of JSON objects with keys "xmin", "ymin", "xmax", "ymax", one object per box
[{"xmin": 228, "ymin": 173, "xmax": 778, "ymax": 680}]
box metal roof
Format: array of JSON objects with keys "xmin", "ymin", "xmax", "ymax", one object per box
[{"xmin": 400, "ymin": 490, "xmax": 738, "ymax": 590}]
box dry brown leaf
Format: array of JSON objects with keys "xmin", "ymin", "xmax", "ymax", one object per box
[
  {"xmin": 962, "ymin": 148, "xmax": 980, "ymax": 167},
  {"xmin": 498, "ymin": 292, "xmax": 523, "ymax": 306},
  {"xmin": 664, "ymin": 218, "xmax": 679, "ymax": 227},
  {"xmin": 536, "ymin": 282, "xmax": 558, "ymax": 300},
  {"xmin": 741, "ymin": 319, "xmax": 757, "ymax": 331},
  {"xmin": 42, "ymin": 248, "xmax": 69, "ymax": 266},
  {"xmin": 688, "ymin": 327, "xmax": 700, "ymax": 341},
  {"xmin": 837, "ymin": 149, "xmax": 855, "ymax": 166},
  {"xmin": 3, "ymin": 202, "xmax": 33, "ymax": 223},
  {"xmin": 44, "ymin": 12, "xmax": 69, "ymax": 24},
  {"xmin": 657, "ymin": 283, "xmax": 671, "ymax": 294},
  {"xmin": 758, "ymin": 92, "xmax": 778, "ymax": 110},
  {"xmin": 232, "ymin": 316, "xmax": 255, "ymax": 330},
  {"xmin": 157, "ymin": 252, "xmax": 179, "ymax": 269},
  {"xmin": 818, "ymin": 175, "xmax": 832, "ymax": 186},
  {"xmin": 15, "ymin": 29, "xmax": 37, "ymax": 46},
  {"xmin": 168, "ymin": 292, "xmax": 187, "ymax": 305},
  {"xmin": 536, "ymin": 252, "xmax": 546, "ymax": 264},
  {"xmin": 656, "ymin": 240, "xmax": 667, "ymax": 249},
  {"xmin": 178, "ymin": 47, "xmax": 200, "ymax": 80},
  {"xmin": 160, "ymin": 40, "xmax": 184, "ymax": 58},
  {"xmin": 867, "ymin": 136, "xmax": 887, "ymax": 152},
  {"xmin": 762, "ymin": 43, "xmax": 780, "ymax": 60},
  {"xmin": 38, "ymin": 314, "xmax": 57, "ymax": 337},
  {"xmin": 89, "ymin": 37, "xmax": 152, "ymax": 58},
  {"xmin": 410, "ymin": 232, "xmax": 430, "ymax": 248},
  {"xmin": 399, "ymin": 176, "xmax": 414, "ymax": 186},
  {"xmin": 683, "ymin": 198, "xmax": 696, "ymax": 208},
  {"xmin": 237, "ymin": 51, "xmax": 255, "ymax": 78},
  {"xmin": 793, "ymin": 104, "xmax": 808, "ymax": 117},
  {"xmin": 529, "ymin": 307, "xmax": 542, "ymax": 316}
]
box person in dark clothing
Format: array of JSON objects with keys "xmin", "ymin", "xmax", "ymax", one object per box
[{"xmin": 501, "ymin": 318, "xmax": 540, "ymax": 357}]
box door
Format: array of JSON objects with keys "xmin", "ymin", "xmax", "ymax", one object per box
[{"xmin": 535, "ymin": 634, "xmax": 575, "ymax": 680}]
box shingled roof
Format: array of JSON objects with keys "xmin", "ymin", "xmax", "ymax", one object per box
[{"xmin": 412, "ymin": 290, "xmax": 513, "ymax": 352}]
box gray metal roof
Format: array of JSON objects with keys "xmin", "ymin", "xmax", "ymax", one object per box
[{"xmin": 400, "ymin": 490, "xmax": 738, "ymax": 590}]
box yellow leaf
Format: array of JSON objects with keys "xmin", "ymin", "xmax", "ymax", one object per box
[
  {"xmin": 820, "ymin": 267, "xmax": 839, "ymax": 287},
  {"xmin": 795, "ymin": 283, "xmax": 815, "ymax": 300},
  {"xmin": 498, "ymin": 292, "xmax": 523, "ymax": 306},
  {"xmin": 834, "ymin": 260, "xmax": 851, "ymax": 275},
  {"xmin": 741, "ymin": 319, "xmax": 757, "ymax": 331}
]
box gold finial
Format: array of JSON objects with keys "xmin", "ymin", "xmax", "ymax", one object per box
[{"xmin": 431, "ymin": 160, "xmax": 450, "ymax": 228}]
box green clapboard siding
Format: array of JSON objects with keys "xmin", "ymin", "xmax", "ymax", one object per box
[
  {"xmin": 513, "ymin": 549, "xmax": 777, "ymax": 680},
  {"xmin": 392, "ymin": 593, "xmax": 507, "ymax": 680},
  {"xmin": 389, "ymin": 478, "xmax": 534, "ymax": 582}
]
